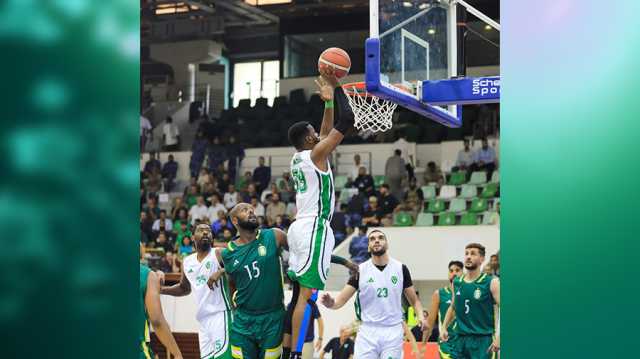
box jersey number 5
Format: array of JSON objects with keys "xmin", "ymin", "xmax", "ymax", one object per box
[
  {"xmin": 244, "ymin": 261, "xmax": 261, "ymax": 280},
  {"xmin": 464, "ymin": 299, "xmax": 470, "ymax": 314},
  {"xmin": 291, "ymin": 168, "xmax": 308, "ymax": 194}
]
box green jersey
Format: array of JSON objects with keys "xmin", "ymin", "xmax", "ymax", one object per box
[
  {"xmin": 438, "ymin": 286, "xmax": 457, "ymax": 335},
  {"xmin": 222, "ymin": 229, "xmax": 284, "ymax": 314},
  {"xmin": 453, "ymin": 273, "xmax": 495, "ymax": 335},
  {"xmin": 139, "ymin": 264, "xmax": 153, "ymax": 359}
]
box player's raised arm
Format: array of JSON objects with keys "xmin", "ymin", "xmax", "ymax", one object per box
[
  {"xmin": 310, "ymin": 85, "xmax": 355, "ymax": 168},
  {"xmin": 317, "ymin": 68, "xmax": 339, "ymax": 139},
  {"xmin": 424, "ymin": 289, "xmax": 440, "ymax": 342},
  {"xmin": 160, "ymin": 262, "xmax": 191, "ymax": 296},
  {"xmin": 145, "ymin": 271, "xmax": 183, "ymax": 359},
  {"xmin": 488, "ymin": 277, "xmax": 500, "ymax": 353}
]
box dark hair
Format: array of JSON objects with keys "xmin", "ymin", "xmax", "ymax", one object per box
[
  {"xmin": 166, "ymin": 116, "xmax": 173, "ymax": 123},
  {"xmin": 465, "ymin": 243, "xmax": 486, "ymax": 256},
  {"xmin": 288, "ymin": 121, "xmax": 311, "ymax": 149},
  {"xmin": 448, "ymin": 260, "xmax": 464, "ymax": 269},
  {"xmin": 394, "ymin": 149, "xmax": 401, "ymax": 156},
  {"xmin": 381, "ymin": 184, "xmax": 390, "ymax": 190},
  {"xmin": 368, "ymin": 229, "xmax": 386, "ymax": 239},
  {"xmin": 490, "ymin": 254, "xmax": 498, "ymax": 259},
  {"xmin": 159, "ymin": 209, "xmax": 166, "ymax": 214}
]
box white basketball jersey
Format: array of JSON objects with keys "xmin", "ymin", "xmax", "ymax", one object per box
[
  {"xmin": 183, "ymin": 250, "xmax": 231, "ymax": 323},
  {"xmin": 290, "ymin": 150, "xmax": 334, "ymax": 221},
  {"xmin": 357, "ymin": 258, "xmax": 404, "ymax": 326}
]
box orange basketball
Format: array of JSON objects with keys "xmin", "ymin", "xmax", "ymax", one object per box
[{"xmin": 318, "ymin": 47, "xmax": 351, "ymax": 79}]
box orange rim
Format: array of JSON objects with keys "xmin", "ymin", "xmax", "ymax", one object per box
[{"xmin": 342, "ymin": 82, "xmax": 371, "ymax": 97}]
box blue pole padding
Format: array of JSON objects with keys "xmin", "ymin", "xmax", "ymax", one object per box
[{"xmin": 295, "ymin": 289, "xmax": 319, "ymax": 352}]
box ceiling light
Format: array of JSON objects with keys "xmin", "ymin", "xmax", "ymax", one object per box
[
  {"xmin": 484, "ymin": 24, "xmax": 492, "ymax": 30},
  {"xmin": 403, "ymin": 2, "xmax": 413, "ymax": 7},
  {"xmin": 427, "ymin": 28, "xmax": 436, "ymax": 35},
  {"xmin": 418, "ymin": 3, "xmax": 430, "ymax": 10}
]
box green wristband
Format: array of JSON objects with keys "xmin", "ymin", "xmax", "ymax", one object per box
[{"xmin": 324, "ymin": 100, "xmax": 334, "ymax": 109}]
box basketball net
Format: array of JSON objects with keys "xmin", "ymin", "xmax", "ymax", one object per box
[{"xmin": 342, "ymin": 82, "xmax": 397, "ymax": 133}]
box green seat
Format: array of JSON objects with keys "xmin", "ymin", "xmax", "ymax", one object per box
[
  {"xmin": 374, "ymin": 175, "xmax": 386, "ymax": 188},
  {"xmin": 468, "ymin": 171, "xmax": 488, "ymax": 185},
  {"xmin": 426, "ymin": 199, "xmax": 446, "ymax": 213},
  {"xmin": 460, "ymin": 212, "xmax": 479, "ymax": 225},
  {"xmin": 448, "ymin": 171, "xmax": 467, "ymax": 185},
  {"xmin": 460, "ymin": 184, "xmax": 477, "ymax": 199},
  {"xmin": 448, "ymin": 198, "xmax": 467, "ymax": 213},
  {"xmin": 334, "ymin": 175, "xmax": 348, "ymax": 191},
  {"xmin": 416, "ymin": 213, "xmax": 434, "ymax": 226},
  {"xmin": 469, "ymin": 198, "xmax": 488, "ymax": 213},
  {"xmin": 393, "ymin": 212, "xmax": 413, "ymax": 226},
  {"xmin": 480, "ymin": 182, "xmax": 499, "ymax": 198},
  {"xmin": 338, "ymin": 188, "xmax": 358, "ymax": 204},
  {"xmin": 437, "ymin": 212, "xmax": 456, "ymax": 226},
  {"xmin": 421, "ymin": 185, "xmax": 436, "ymax": 200}
]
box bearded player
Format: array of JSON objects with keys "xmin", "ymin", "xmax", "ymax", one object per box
[
  {"xmin": 160, "ymin": 224, "xmax": 232, "ymax": 359},
  {"xmin": 425, "ymin": 260, "xmax": 463, "ymax": 359},
  {"xmin": 441, "ymin": 243, "xmax": 500, "ymax": 359},
  {"xmin": 286, "ymin": 66, "xmax": 356, "ymax": 359}
]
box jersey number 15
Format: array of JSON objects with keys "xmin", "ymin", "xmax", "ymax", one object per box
[{"xmin": 244, "ymin": 261, "xmax": 261, "ymax": 280}]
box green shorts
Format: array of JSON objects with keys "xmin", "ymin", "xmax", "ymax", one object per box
[
  {"xmin": 439, "ymin": 335, "xmax": 458, "ymax": 359},
  {"xmin": 454, "ymin": 335, "xmax": 496, "ymax": 359},
  {"xmin": 230, "ymin": 309, "xmax": 285, "ymax": 359}
]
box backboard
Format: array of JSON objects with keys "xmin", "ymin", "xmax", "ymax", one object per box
[{"xmin": 366, "ymin": 0, "xmax": 500, "ymax": 128}]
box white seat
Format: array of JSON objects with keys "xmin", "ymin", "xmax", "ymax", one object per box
[
  {"xmin": 438, "ymin": 185, "xmax": 457, "ymax": 200},
  {"xmin": 491, "ymin": 170, "xmax": 500, "ymax": 183}
]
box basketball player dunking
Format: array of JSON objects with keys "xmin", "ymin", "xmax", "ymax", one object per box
[
  {"xmin": 320, "ymin": 230, "xmax": 426, "ymax": 359},
  {"xmin": 285, "ymin": 67, "xmax": 356, "ymax": 359}
]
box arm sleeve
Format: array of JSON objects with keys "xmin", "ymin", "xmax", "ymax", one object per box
[
  {"xmin": 402, "ymin": 264, "xmax": 413, "ymax": 289},
  {"xmin": 347, "ymin": 271, "xmax": 359, "ymax": 290}
]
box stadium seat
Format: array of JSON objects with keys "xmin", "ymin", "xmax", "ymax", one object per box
[
  {"xmin": 491, "ymin": 170, "xmax": 500, "ymax": 183},
  {"xmin": 437, "ymin": 212, "xmax": 456, "ymax": 226},
  {"xmin": 482, "ymin": 211, "xmax": 497, "ymax": 225},
  {"xmin": 460, "ymin": 213, "xmax": 479, "ymax": 225},
  {"xmin": 338, "ymin": 188, "xmax": 358, "ymax": 204},
  {"xmin": 421, "ymin": 185, "xmax": 436, "ymax": 200},
  {"xmin": 469, "ymin": 198, "xmax": 488, "ymax": 213},
  {"xmin": 334, "ymin": 175, "xmax": 348, "ymax": 191},
  {"xmin": 374, "ymin": 175, "xmax": 386, "ymax": 188},
  {"xmin": 415, "ymin": 213, "xmax": 434, "ymax": 226},
  {"xmin": 480, "ymin": 182, "xmax": 499, "ymax": 198},
  {"xmin": 448, "ymin": 171, "xmax": 467, "ymax": 186},
  {"xmin": 448, "ymin": 198, "xmax": 467, "ymax": 213},
  {"xmin": 426, "ymin": 199, "xmax": 446, "ymax": 213},
  {"xmin": 438, "ymin": 185, "xmax": 457, "ymax": 199},
  {"xmin": 468, "ymin": 171, "xmax": 488, "ymax": 185},
  {"xmin": 493, "ymin": 198, "xmax": 500, "ymax": 210},
  {"xmin": 460, "ymin": 184, "xmax": 477, "ymax": 199},
  {"xmin": 393, "ymin": 212, "xmax": 413, "ymax": 226}
]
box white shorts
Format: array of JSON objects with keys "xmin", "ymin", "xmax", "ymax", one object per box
[
  {"xmin": 199, "ymin": 310, "xmax": 231, "ymax": 359},
  {"xmin": 287, "ymin": 217, "xmax": 335, "ymax": 290},
  {"xmin": 354, "ymin": 323, "xmax": 404, "ymax": 359}
]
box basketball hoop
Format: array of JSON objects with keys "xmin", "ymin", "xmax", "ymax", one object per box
[{"xmin": 342, "ymin": 82, "xmax": 397, "ymax": 133}]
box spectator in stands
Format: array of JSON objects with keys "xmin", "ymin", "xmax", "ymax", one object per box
[
  {"xmin": 202, "ymin": 182, "xmax": 218, "ymax": 203},
  {"xmin": 266, "ymin": 192, "xmax": 286, "ymax": 226},
  {"xmin": 362, "ymin": 196, "xmax": 383, "ymax": 227},
  {"xmin": 471, "ymin": 138, "xmax": 497, "ymax": 179},
  {"xmin": 423, "ymin": 161, "xmax": 445, "ymax": 186},
  {"xmin": 185, "ymin": 184, "xmax": 200, "ymax": 208},
  {"xmin": 225, "ymin": 136, "xmax": 245, "ymax": 182},
  {"xmin": 207, "ymin": 136, "xmax": 227, "ymax": 174},
  {"xmin": 274, "ymin": 215, "xmax": 287, "ymax": 231},
  {"xmin": 353, "ymin": 166, "xmax": 375, "ymax": 197},
  {"xmin": 319, "ymin": 325, "xmax": 354, "ymax": 359},
  {"xmin": 146, "ymin": 167, "xmax": 163, "ymax": 194},
  {"xmin": 170, "ymin": 197, "xmax": 187, "ymax": 221},
  {"xmin": 158, "ymin": 250, "xmax": 180, "ymax": 273},
  {"xmin": 154, "ymin": 232, "xmax": 174, "ymax": 254},
  {"xmin": 197, "ymin": 168, "xmax": 211, "ymax": 189},
  {"xmin": 330, "ymin": 204, "xmax": 348, "ymax": 246},
  {"xmin": 260, "ymin": 183, "xmax": 279, "ymax": 204},
  {"xmin": 347, "ymin": 154, "xmax": 363, "ymax": 183},
  {"xmin": 140, "ymin": 114, "xmax": 152, "ymax": 152},
  {"xmin": 393, "ymin": 135, "xmax": 416, "ymax": 180},
  {"xmin": 173, "ymin": 208, "xmax": 189, "ymax": 233},
  {"xmin": 485, "ymin": 253, "xmax": 500, "ymax": 277},
  {"xmin": 379, "ymin": 184, "xmax": 400, "ymax": 219},
  {"xmin": 385, "ymin": 149, "xmax": 407, "ymax": 200},
  {"xmin": 252, "ymin": 156, "xmax": 271, "ymax": 194},
  {"xmin": 174, "ymin": 221, "xmax": 192, "ymax": 248},
  {"xmin": 162, "ymin": 116, "xmax": 180, "ymax": 151},
  {"xmin": 394, "ymin": 199, "xmax": 420, "ymax": 224},
  {"xmin": 219, "ymin": 228, "xmax": 234, "ymax": 243},
  {"xmin": 224, "ymin": 184, "xmax": 240, "ymax": 210},
  {"xmin": 178, "ymin": 236, "xmax": 194, "ymax": 257},
  {"xmin": 216, "ymin": 172, "xmax": 231, "ymax": 195},
  {"xmin": 188, "ymin": 195, "xmax": 209, "ymax": 225},
  {"xmin": 404, "ymin": 178, "xmax": 424, "ymax": 207},
  {"xmin": 152, "ymin": 210, "xmax": 173, "ymax": 236},
  {"xmin": 161, "ymin": 154, "xmax": 178, "ymax": 192},
  {"xmin": 349, "ymin": 226, "xmax": 370, "ymax": 264},
  {"xmin": 140, "ymin": 211, "xmax": 153, "ymax": 245},
  {"xmin": 285, "ymin": 201, "xmax": 297, "ymax": 219},
  {"xmin": 346, "ymin": 189, "xmax": 367, "ymax": 228},
  {"xmin": 240, "ymin": 183, "xmax": 259, "ymax": 204},
  {"xmin": 454, "ymin": 139, "xmax": 474, "ymax": 171},
  {"xmin": 257, "ymin": 216, "xmax": 268, "ymax": 230},
  {"xmin": 189, "ymin": 130, "xmax": 208, "ymax": 178},
  {"xmin": 237, "ymin": 171, "xmax": 253, "ymax": 192},
  {"xmin": 143, "ymin": 152, "xmax": 162, "ymax": 179},
  {"xmin": 143, "ymin": 196, "xmax": 161, "ymax": 220},
  {"xmin": 211, "ymin": 211, "xmax": 234, "ymax": 237},
  {"xmin": 250, "ymin": 196, "xmax": 265, "ymax": 217},
  {"xmin": 278, "ymin": 172, "xmax": 295, "ymax": 203},
  {"xmin": 207, "ymin": 194, "xmax": 227, "ymax": 223}
]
